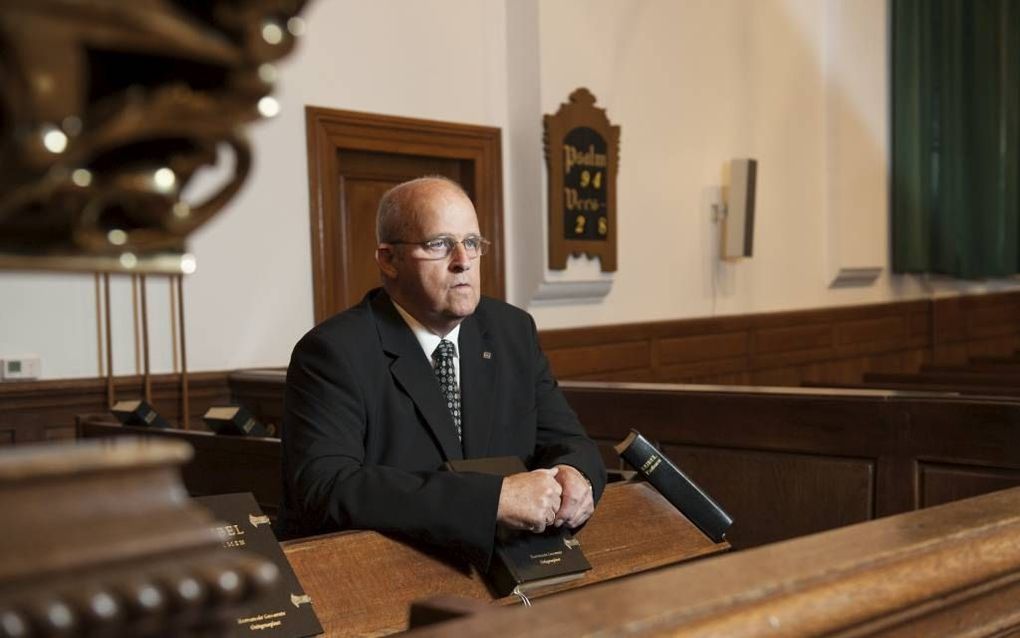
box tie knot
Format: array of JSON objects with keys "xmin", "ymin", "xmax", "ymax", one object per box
[{"xmin": 433, "ymin": 339, "xmax": 456, "ymax": 361}]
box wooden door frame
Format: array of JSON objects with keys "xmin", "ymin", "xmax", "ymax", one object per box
[{"xmin": 305, "ymin": 106, "xmax": 505, "ymax": 324}]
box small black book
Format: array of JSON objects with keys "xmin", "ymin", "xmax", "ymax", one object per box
[
  {"xmin": 614, "ymin": 430, "xmax": 733, "ymax": 542},
  {"xmin": 444, "ymin": 456, "xmax": 592, "ymax": 598}
]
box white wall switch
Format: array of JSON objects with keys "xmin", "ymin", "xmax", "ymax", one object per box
[{"xmin": 1, "ymin": 355, "xmax": 41, "ymax": 381}]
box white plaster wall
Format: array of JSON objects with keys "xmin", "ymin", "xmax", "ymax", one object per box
[
  {"xmin": 1, "ymin": 0, "xmax": 1016, "ymax": 379},
  {"xmin": 528, "ymin": 0, "xmax": 864, "ymax": 328}
]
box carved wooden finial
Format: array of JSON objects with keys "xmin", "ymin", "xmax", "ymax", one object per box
[{"xmin": 569, "ymin": 88, "xmax": 597, "ymax": 107}]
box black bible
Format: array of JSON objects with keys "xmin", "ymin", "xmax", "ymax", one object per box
[
  {"xmin": 444, "ymin": 456, "xmax": 592, "ymax": 599},
  {"xmin": 615, "ymin": 430, "xmax": 733, "ymax": 542}
]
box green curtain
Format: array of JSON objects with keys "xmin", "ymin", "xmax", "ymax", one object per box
[{"xmin": 892, "ymin": 0, "xmax": 1020, "ymax": 278}]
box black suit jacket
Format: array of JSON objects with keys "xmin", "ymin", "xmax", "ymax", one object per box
[{"xmin": 277, "ymin": 289, "xmax": 606, "ymax": 568}]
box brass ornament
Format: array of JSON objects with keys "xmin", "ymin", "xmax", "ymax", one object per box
[{"xmin": 0, "ymin": 0, "xmax": 310, "ymax": 273}]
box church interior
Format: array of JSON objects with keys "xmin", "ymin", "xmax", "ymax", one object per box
[{"xmin": 2, "ymin": 1, "xmax": 1020, "ymax": 636}]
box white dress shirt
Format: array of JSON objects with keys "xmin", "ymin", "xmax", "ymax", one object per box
[{"xmin": 391, "ymin": 299, "xmax": 461, "ymax": 388}]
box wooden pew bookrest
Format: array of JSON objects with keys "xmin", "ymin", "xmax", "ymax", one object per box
[{"xmin": 282, "ymin": 481, "xmax": 727, "ymax": 637}]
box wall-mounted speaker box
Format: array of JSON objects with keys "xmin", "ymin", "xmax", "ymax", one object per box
[{"xmin": 721, "ymin": 158, "xmax": 757, "ymax": 260}]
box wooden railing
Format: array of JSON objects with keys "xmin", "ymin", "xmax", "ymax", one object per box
[{"xmin": 404, "ymin": 486, "xmax": 1020, "ymax": 637}]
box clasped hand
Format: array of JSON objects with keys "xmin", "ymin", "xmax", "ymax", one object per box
[{"xmin": 496, "ymin": 465, "xmax": 594, "ymax": 533}]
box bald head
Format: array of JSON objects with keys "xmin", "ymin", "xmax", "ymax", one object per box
[
  {"xmin": 373, "ymin": 176, "xmax": 482, "ymax": 336},
  {"xmin": 376, "ymin": 176, "xmax": 471, "ymax": 244}
]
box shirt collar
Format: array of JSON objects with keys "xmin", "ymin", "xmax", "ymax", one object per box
[{"xmin": 391, "ymin": 299, "xmax": 461, "ymax": 360}]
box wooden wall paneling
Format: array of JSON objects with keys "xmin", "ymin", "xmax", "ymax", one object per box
[
  {"xmin": 753, "ymin": 323, "xmax": 832, "ymax": 358},
  {"xmin": 544, "ymin": 340, "xmax": 650, "ymax": 378},
  {"xmin": 537, "ymin": 291, "xmax": 1020, "ymax": 386},
  {"xmin": 919, "ymin": 462, "xmax": 1020, "ymax": 508},
  {"xmin": 305, "ymin": 106, "xmax": 505, "ymax": 323},
  {"xmin": 0, "ymin": 372, "xmax": 230, "ymax": 444},
  {"xmin": 835, "ymin": 315, "xmax": 912, "ymax": 352}
]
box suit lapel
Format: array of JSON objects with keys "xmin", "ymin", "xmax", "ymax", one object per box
[
  {"xmin": 458, "ymin": 314, "xmax": 497, "ymax": 458},
  {"xmin": 372, "ymin": 292, "xmax": 463, "ymax": 461}
]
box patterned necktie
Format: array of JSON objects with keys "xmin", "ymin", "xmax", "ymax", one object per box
[{"xmin": 432, "ymin": 339, "xmax": 462, "ymax": 442}]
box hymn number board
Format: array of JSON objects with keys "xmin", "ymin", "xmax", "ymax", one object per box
[{"xmin": 544, "ymin": 88, "xmax": 620, "ymax": 272}]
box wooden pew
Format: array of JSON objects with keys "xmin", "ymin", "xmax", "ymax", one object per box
[
  {"xmin": 864, "ymin": 370, "xmax": 1020, "ymax": 396},
  {"xmin": 283, "ymin": 481, "xmax": 728, "ymax": 637},
  {"xmin": 404, "ymin": 486, "xmax": 1020, "ymax": 637},
  {"xmin": 254, "ymin": 367, "xmax": 1020, "ymax": 541},
  {"xmin": 805, "ymin": 378, "xmax": 1020, "ymax": 397},
  {"xmin": 76, "ymin": 416, "xmax": 282, "ymax": 518},
  {"xmin": 228, "ymin": 371, "xmax": 1020, "ymax": 549},
  {"xmin": 565, "ymin": 381, "xmax": 1020, "ymax": 548},
  {"xmin": 924, "ymin": 361, "xmax": 1020, "ymax": 373}
]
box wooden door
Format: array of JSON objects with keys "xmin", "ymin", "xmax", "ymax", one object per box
[{"xmin": 305, "ymin": 107, "xmax": 504, "ymax": 324}]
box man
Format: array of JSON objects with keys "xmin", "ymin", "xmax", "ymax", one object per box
[{"xmin": 278, "ymin": 176, "xmax": 606, "ymax": 569}]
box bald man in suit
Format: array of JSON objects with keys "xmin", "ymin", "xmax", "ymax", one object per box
[{"xmin": 278, "ymin": 177, "xmax": 606, "ymax": 568}]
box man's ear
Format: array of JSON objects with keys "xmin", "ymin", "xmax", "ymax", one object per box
[{"xmin": 376, "ymin": 246, "xmax": 399, "ymax": 279}]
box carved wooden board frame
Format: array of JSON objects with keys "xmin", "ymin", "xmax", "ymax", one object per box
[{"xmin": 544, "ymin": 88, "xmax": 620, "ymax": 272}]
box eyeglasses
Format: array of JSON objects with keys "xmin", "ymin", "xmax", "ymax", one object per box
[{"xmin": 385, "ymin": 235, "xmax": 491, "ymax": 260}]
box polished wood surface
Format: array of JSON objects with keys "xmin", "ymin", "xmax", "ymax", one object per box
[
  {"xmin": 282, "ymin": 481, "xmax": 727, "ymax": 637},
  {"xmin": 404, "ymin": 486, "xmax": 1020, "ymax": 637},
  {"xmin": 305, "ymin": 106, "xmax": 505, "ymax": 322}
]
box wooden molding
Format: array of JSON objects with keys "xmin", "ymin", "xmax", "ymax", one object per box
[{"xmin": 305, "ymin": 106, "xmax": 505, "ymax": 324}]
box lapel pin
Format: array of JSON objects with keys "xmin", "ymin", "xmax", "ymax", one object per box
[{"xmin": 483, "ymin": 351, "xmax": 492, "ymax": 359}]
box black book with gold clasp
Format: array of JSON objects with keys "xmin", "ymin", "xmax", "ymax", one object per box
[
  {"xmin": 615, "ymin": 429, "xmax": 733, "ymax": 542},
  {"xmin": 444, "ymin": 456, "xmax": 592, "ymax": 599}
]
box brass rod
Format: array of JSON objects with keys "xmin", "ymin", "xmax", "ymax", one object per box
[
  {"xmin": 176, "ymin": 275, "xmax": 189, "ymax": 430},
  {"xmin": 140, "ymin": 274, "xmax": 152, "ymax": 404},
  {"xmin": 93, "ymin": 273, "xmax": 104, "ymax": 377},
  {"xmin": 169, "ymin": 275, "xmax": 179, "ymax": 372},
  {"xmin": 131, "ymin": 274, "xmax": 141, "ymax": 373},
  {"xmin": 103, "ymin": 273, "xmax": 115, "ymax": 408}
]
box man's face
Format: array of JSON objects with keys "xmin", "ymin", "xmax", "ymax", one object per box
[{"xmin": 379, "ymin": 183, "xmax": 482, "ymax": 335}]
